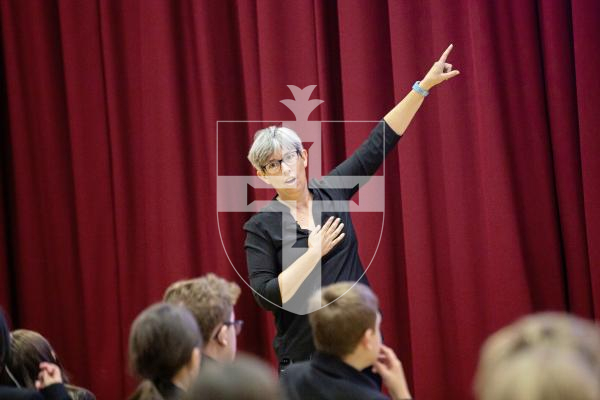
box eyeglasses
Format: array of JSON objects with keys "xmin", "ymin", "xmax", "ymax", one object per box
[
  {"xmin": 214, "ymin": 320, "xmax": 244, "ymax": 338},
  {"xmin": 225, "ymin": 319, "xmax": 244, "ymax": 335},
  {"xmin": 262, "ymin": 150, "xmax": 301, "ymax": 174}
]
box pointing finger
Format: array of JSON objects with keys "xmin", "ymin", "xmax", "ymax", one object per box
[{"xmin": 439, "ymin": 43, "xmax": 453, "ymax": 63}]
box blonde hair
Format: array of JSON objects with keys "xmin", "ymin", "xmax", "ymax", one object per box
[
  {"xmin": 474, "ymin": 312, "xmax": 600, "ymax": 400},
  {"xmin": 163, "ymin": 273, "xmax": 241, "ymax": 343},
  {"xmin": 308, "ymin": 282, "xmax": 379, "ymax": 357}
]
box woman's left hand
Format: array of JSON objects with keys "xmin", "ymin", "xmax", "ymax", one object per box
[{"xmin": 420, "ymin": 44, "xmax": 460, "ymax": 90}]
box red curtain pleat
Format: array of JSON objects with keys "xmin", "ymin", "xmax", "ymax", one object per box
[{"xmin": 0, "ymin": 1, "xmax": 598, "ymax": 399}]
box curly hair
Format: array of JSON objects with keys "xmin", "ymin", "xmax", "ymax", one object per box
[{"xmin": 163, "ymin": 274, "xmax": 241, "ymax": 343}]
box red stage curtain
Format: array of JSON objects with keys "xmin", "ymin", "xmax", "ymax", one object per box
[{"xmin": 0, "ymin": 1, "xmax": 598, "ymax": 399}]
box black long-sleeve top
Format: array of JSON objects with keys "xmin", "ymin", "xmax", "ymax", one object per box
[{"xmin": 243, "ymin": 120, "xmax": 400, "ymax": 362}]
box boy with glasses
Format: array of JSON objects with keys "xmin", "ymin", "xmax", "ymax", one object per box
[{"xmin": 164, "ymin": 274, "xmax": 242, "ymax": 365}]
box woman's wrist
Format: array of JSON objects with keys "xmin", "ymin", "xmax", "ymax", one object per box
[
  {"xmin": 418, "ymin": 78, "xmax": 434, "ymax": 91},
  {"xmin": 305, "ymin": 245, "xmax": 323, "ymax": 260}
]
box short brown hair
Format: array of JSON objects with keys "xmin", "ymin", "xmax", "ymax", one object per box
[
  {"xmin": 163, "ymin": 274, "xmax": 241, "ymax": 343},
  {"xmin": 474, "ymin": 312, "xmax": 600, "ymax": 400},
  {"xmin": 308, "ymin": 282, "xmax": 379, "ymax": 357}
]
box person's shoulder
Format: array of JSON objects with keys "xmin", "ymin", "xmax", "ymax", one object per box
[
  {"xmin": 280, "ymin": 361, "xmax": 312, "ymax": 385},
  {"xmin": 243, "ymin": 203, "xmax": 283, "ymax": 232},
  {"xmin": 287, "ymin": 360, "xmax": 312, "ymax": 373},
  {"xmin": 309, "ymin": 178, "xmax": 348, "ymax": 201},
  {"xmin": 65, "ymin": 384, "xmax": 95, "ymax": 400},
  {"xmin": 127, "ymin": 381, "xmax": 156, "ymax": 400}
]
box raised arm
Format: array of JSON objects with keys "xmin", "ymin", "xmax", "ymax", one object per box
[
  {"xmin": 327, "ymin": 45, "xmax": 459, "ymax": 198},
  {"xmin": 384, "ymin": 44, "xmax": 460, "ymax": 134}
]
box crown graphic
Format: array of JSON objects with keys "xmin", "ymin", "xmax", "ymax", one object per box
[{"xmin": 280, "ymin": 85, "xmax": 324, "ymax": 122}]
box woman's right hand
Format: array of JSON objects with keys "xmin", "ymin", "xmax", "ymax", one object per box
[{"xmin": 308, "ymin": 216, "xmax": 345, "ymax": 256}]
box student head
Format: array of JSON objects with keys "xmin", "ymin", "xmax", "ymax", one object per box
[
  {"xmin": 6, "ymin": 329, "xmax": 66, "ymax": 388},
  {"xmin": 186, "ymin": 353, "xmax": 281, "ymax": 400},
  {"xmin": 474, "ymin": 312, "xmax": 600, "ymax": 400},
  {"xmin": 164, "ymin": 274, "xmax": 242, "ymax": 363},
  {"xmin": 129, "ymin": 303, "xmax": 202, "ymax": 393},
  {"xmin": 308, "ymin": 282, "xmax": 381, "ymax": 369}
]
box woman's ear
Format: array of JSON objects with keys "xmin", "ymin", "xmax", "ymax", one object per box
[
  {"xmin": 301, "ymin": 149, "xmax": 308, "ymax": 167},
  {"xmin": 256, "ymin": 169, "xmax": 270, "ymax": 184}
]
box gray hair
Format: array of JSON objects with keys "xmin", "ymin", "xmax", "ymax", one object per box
[{"xmin": 247, "ymin": 126, "xmax": 303, "ymax": 171}]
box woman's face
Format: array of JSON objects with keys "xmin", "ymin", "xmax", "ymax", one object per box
[{"xmin": 258, "ymin": 148, "xmax": 308, "ymax": 195}]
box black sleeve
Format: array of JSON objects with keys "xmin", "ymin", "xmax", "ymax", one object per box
[
  {"xmin": 326, "ymin": 120, "xmax": 400, "ymax": 199},
  {"xmin": 244, "ymin": 219, "xmax": 282, "ymax": 311},
  {"xmin": 40, "ymin": 384, "xmax": 69, "ymax": 400}
]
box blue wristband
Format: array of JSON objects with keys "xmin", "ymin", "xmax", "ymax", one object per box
[{"xmin": 412, "ymin": 81, "xmax": 429, "ymax": 97}]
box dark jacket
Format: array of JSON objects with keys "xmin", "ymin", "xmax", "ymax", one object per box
[{"xmin": 281, "ymin": 352, "xmax": 388, "ymax": 400}]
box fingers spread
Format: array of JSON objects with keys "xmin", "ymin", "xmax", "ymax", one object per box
[
  {"xmin": 327, "ymin": 218, "xmax": 341, "ymax": 234},
  {"xmin": 331, "ymin": 233, "xmax": 345, "ymax": 246},
  {"xmin": 332, "ymin": 222, "xmax": 344, "ymax": 237}
]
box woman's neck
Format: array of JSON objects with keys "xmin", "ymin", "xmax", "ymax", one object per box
[{"xmin": 277, "ymin": 188, "xmax": 311, "ymax": 208}]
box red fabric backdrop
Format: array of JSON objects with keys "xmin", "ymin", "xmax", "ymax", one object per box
[{"xmin": 1, "ymin": 1, "xmax": 599, "ymax": 399}]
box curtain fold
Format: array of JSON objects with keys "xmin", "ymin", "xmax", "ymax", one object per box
[{"xmin": 1, "ymin": 1, "xmax": 598, "ymax": 399}]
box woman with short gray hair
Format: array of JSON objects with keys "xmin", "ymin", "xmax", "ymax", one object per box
[
  {"xmin": 247, "ymin": 126, "xmax": 303, "ymax": 173},
  {"xmin": 244, "ymin": 45, "xmax": 460, "ymax": 378}
]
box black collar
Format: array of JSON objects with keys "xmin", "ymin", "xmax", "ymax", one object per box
[{"xmin": 311, "ymin": 352, "xmax": 379, "ymax": 390}]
